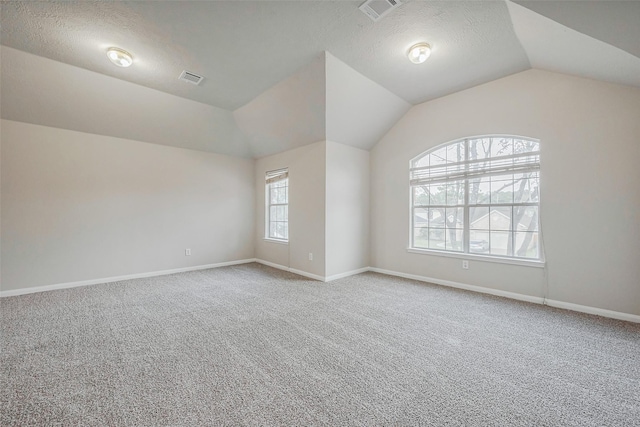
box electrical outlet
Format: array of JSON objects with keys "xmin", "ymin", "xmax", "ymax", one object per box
[
  {"xmin": 185, "ymin": 248, "xmax": 191, "ymax": 256},
  {"xmin": 308, "ymin": 252, "xmax": 313, "ymax": 261},
  {"xmin": 462, "ymin": 260, "xmax": 469, "ymax": 270}
]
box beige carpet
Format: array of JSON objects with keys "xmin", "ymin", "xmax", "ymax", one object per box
[{"xmin": 2, "ymin": 263, "xmax": 639, "ymax": 426}]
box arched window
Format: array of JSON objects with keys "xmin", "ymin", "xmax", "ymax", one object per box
[{"xmin": 410, "ymin": 136, "xmax": 541, "ymax": 261}]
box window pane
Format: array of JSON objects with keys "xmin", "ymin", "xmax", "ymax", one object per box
[
  {"xmin": 429, "ymin": 208, "xmax": 445, "ymax": 229},
  {"xmin": 283, "ymin": 205, "xmax": 288, "ymax": 221},
  {"xmin": 270, "ymin": 206, "xmax": 277, "ymax": 222},
  {"xmin": 283, "ymin": 223, "xmax": 289, "ymax": 240},
  {"xmin": 446, "ymin": 141, "xmax": 465, "ymax": 163},
  {"xmin": 429, "ymin": 146, "xmax": 447, "ymax": 166},
  {"xmin": 269, "ymin": 222, "xmax": 277, "ymax": 238},
  {"xmin": 413, "ymin": 186, "xmax": 429, "ymax": 206},
  {"xmin": 470, "ymin": 207, "xmax": 489, "ymax": 230},
  {"xmin": 275, "ymin": 222, "xmax": 286, "ymax": 239},
  {"xmin": 513, "ymin": 176, "xmax": 529, "ymax": 203},
  {"xmin": 277, "ymin": 186, "xmax": 287, "ymax": 203},
  {"xmin": 414, "ymin": 208, "xmax": 429, "ymax": 227},
  {"xmin": 489, "ymin": 207, "xmax": 512, "ymax": 231},
  {"xmin": 469, "ymin": 231, "xmax": 490, "ymax": 253},
  {"xmin": 491, "ymin": 137, "xmax": 514, "ymax": 157},
  {"xmin": 445, "ymin": 229, "xmax": 463, "ymax": 251},
  {"xmin": 489, "ymin": 231, "xmax": 510, "ymax": 256},
  {"xmin": 429, "ymin": 229, "xmax": 445, "ymax": 250},
  {"xmin": 469, "ymin": 178, "xmax": 490, "ymax": 205},
  {"xmin": 515, "ymin": 232, "xmax": 538, "ymax": 258},
  {"xmin": 513, "ymin": 174, "xmax": 539, "ymax": 203},
  {"xmin": 514, "ymin": 206, "xmax": 538, "ymax": 232},
  {"xmin": 270, "ymin": 187, "xmax": 278, "ymax": 204},
  {"xmin": 490, "ymin": 175, "xmax": 514, "ymax": 204},
  {"xmin": 445, "ymin": 181, "xmax": 464, "ymax": 206},
  {"xmin": 413, "ymin": 227, "xmax": 429, "ymax": 249},
  {"xmin": 412, "ymin": 154, "xmax": 429, "ymax": 168},
  {"xmin": 428, "ymin": 184, "xmax": 446, "ymax": 205},
  {"xmin": 468, "ymin": 138, "xmax": 491, "ymax": 160},
  {"xmin": 513, "ymin": 139, "xmax": 539, "ymax": 154},
  {"xmin": 445, "ymin": 207, "xmax": 463, "ymax": 230}
]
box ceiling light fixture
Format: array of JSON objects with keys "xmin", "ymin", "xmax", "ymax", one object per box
[
  {"xmin": 106, "ymin": 47, "xmax": 133, "ymax": 68},
  {"xmin": 407, "ymin": 42, "xmax": 431, "ymax": 64}
]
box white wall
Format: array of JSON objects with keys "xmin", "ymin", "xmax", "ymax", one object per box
[
  {"xmin": 1, "ymin": 47, "xmax": 251, "ymax": 158},
  {"xmin": 235, "ymin": 54, "xmax": 326, "ymax": 158},
  {"xmin": 1, "ymin": 120, "xmax": 255, "ymax": 292},
  {"xmin": 325, "ymin": 52, "xmax": 410, "ymax": 150},
  {"xmin": 371, "ymin": 69, "xmax": 640, "ymax": 316},
  {"xmin": 254, "ymin": 141, "xmax": 326, "ymax": 278},
  {"xmin": 325, "ymin": 141, "xmax": 370, "ymax": 278}
]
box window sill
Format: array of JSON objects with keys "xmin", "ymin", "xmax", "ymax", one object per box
[
  {"xmin": 406, "ymin": 248, "xmax": 545, "ymax": 268},
  {"xmin": 264, "ymin": 238, "xmax": 289, "ymax": 245}
]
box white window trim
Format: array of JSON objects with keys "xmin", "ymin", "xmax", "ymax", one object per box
[
  {"xmin": 409, "ymin": 135, "xmax": 542, "ymax": 264},
  {"xmin": 406, "ymin": 247, "xmax": 545, "ymax": 268},
  {"xmin": 263, "ymin": 237, "xmax": 289, "ymax": 245},
  {"xmin": 265, "ymin": 168, "xmax": 289, "ymax": 242}
]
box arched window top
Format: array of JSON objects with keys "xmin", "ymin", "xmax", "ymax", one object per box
[
  {"xmin": 410, "ymin": 136, "xmax": 540, "ymax": 186},
  {"xmin": 409, "ymin": 135, "xmax": 542, "ymax": 262}
]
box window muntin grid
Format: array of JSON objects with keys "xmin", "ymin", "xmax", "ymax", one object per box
[
  {"xmin": 410, "ymin": 136, "xmax": 541, "ymax": 260},
  {"xmin": 266, "ymin": 169, "xmax": 288, "ymax": 241}
]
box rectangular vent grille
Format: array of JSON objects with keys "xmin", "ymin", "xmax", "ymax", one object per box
[
  {"xmin": 178, "ymin": 70, "xmax": 204, "ymax": 85},
  {"xmin": 359, "ymin": 0, "xmax": 401, "ymax": 22}
]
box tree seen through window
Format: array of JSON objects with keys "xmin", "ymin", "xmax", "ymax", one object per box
[{"xmin": 410, "ymin": 136, "xmax": 541, "ymax": 259}]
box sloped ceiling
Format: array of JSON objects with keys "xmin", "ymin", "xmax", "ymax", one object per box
[
  {"xmin": 0, "ymin": 1, "xmax": 531, "ymax": 109},
  {"xmin": 234, "ymin": 54, "xmax": 326, "ymax": 158},
  {"xmin": 514, "ymin": 1, "xmax": 640, "ymax": 58},
  {"xmin": 1, "ymin": 1, "xmax": 639, "ymax": 159},
  {"xmin": 507, "ymin": 2, "xmax": 640, "ymax": 88},
  {"xmin": 325, "ymin": 52, "xmax": 411, "ymax": 150},
  {"xmin": 0, "ymin": 47, "xmax": 252, "ymax": 158}
]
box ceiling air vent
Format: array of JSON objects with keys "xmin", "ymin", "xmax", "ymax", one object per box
[
  {"xmin": 178, "ymin": 70, "xmax": 204, "ymax": 85},
  {"xmin": 359, "ymin": 0, "xmax": 401, "ymax": 22}
]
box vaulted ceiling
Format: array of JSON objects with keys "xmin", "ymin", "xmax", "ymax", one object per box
[{"xmin": 1, "ymin": 1, "xmax": 638, "ymax": 158}]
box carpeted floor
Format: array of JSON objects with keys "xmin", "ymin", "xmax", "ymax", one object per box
[{"xmin": 1, "ymin": 263, "xmax": 639, "ymax": 426}]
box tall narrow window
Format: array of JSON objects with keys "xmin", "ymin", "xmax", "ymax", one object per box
[
  {"xmin": 266, "ymin": 168, "xmax": 289, "ymax": 241},
  {"xmin": 410, "ymin": 136, "xmax": 542, "ymax": 261}
]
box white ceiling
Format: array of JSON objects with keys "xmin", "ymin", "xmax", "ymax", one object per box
[
  {"xmin": 1, "ymin": 1, "xmax": 639, "ymax": 158},
  {"xmin": 0, "ymin": 47, "xmax": 253, "ymax": 158},
  {"xmin": 1, "ymin": 0, "xmax": 532, "ymax": 109},
  {"xmin": 507, "ymin": 2, "xmax": 640, "ymax": 89},
  {"xmin": 514, "ymin": 1, "xmax": 640, "ymax": 58}
]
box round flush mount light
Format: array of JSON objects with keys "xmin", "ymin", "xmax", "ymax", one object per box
[
  {"xmin": 407, "ymin": 42, "xmax": 431, "ymax": 64},
  {"xmin": 106, "ymin": 47, "xmax": 133, "ymax": 67}
]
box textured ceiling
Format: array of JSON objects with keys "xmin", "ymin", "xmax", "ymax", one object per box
[
  {"xmin": 2, "ymin": 1, "xmax": 639, "ymax": 159},
  {"xmin": 0, "ymin": 47, "xmax": 253, "ymax": 157},
  {"xmin": 1, "ymin": 0, "xmax": 531, "ymax": 109}
]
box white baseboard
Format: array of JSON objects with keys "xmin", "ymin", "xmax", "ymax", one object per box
[
  {"xmin": 254, "ymin": 259, "xmax": 368, "ymax": 282},
  {"xmin": 289, "ymin": 268, "xmax": 326, "ymax": 282},
  {"xmin": 369, "ymin": 267, "xmax": 640, "ymax": 323},
  {"xmin": 254, "ymin": 259, "xmax": 289, "ymax": 272},
  {"xmin": 4, "ymin": 259, "xmax": 637, "ymax": 324},
  {"xmin": 254, "ymin": 259, "xmax": 326, "ymax": 281},
  {"xmin": 544, "ymin": 299, "xmax": 640, "ymax": 324},
  {"xmin": 369, "ymin": 267, "xmax": 546, "ymax": 304},
  {"xmin": 325, "ymin": 267, "xmax": 371, "ymax": 282},
  {"xmin": 0, "ymin": 259, "xmax": 257, "ymax": 298}
]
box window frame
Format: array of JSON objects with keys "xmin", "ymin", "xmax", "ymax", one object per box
[
  {"xmin": 265, "ymin": 168, "xmax": 289, "ymax": 243},
  {"xmin": 408, "ymin": 135, "xmax": 544, "ymax": 266}
]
